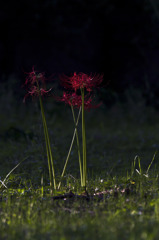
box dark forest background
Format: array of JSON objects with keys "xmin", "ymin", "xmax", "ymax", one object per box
[{"xmin": 1, "ymin": 0, "xmax": 159, "ymax": 106}]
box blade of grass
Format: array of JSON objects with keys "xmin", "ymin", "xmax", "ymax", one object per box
[
  {"xmin": 138, "ymin": 156, "xmax": 142, "ymax": 175},
  {"xmin": 131, "ymin": 155, "xmax": 137, "ymax": 177},
  {"xmin": 146, "ymin": 151, "xmax": 157, "ymax": 175},
  {"xmin": 0, "ymin": 156, "xmax": 28, "ymax": 189}
]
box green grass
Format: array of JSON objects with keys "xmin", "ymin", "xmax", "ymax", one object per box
[
  {"xmin": 1, "ymin": 80, "xmax": 159, "ymax": 239},
  {"xmin": 1, "ymin": 174, "xmax": 159, "ymax": 240}
]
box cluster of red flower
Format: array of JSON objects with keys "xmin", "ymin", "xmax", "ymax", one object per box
[
  {"xmin": 24, "ymin": 68, "xmax": 103, "ymax": 109},
  {"xmin": 60, "ymin": 72, "xmax": 103, "ymax": 92}
]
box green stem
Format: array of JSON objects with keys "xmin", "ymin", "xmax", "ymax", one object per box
[
  {"xmin": 39, "ymin": 96, "xmax": 56, "ymax": 190},
  {"xmin": 81, "ymin": 88, "xmax": 87, "ymax": 190},
  {"xmin": 36, "ymin": 80, "xmax": 56, "ymax": 192},
  {"xmin": 40, "ymin": 104, "xmax": 52, "ymax": 189},
  {"xmin": 71, "ymin": 105, "xmax": 83, "ymax": 187},
  {"xmin": 58, "ymin": 106, "xmax": 81, "ymax": 189}
]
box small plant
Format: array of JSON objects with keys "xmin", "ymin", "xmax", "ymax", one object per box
[
  {"xmin": 59, "ymin": 72, "xmax": 103, "ymax": 190},
  {"xmin": 131, "ymin": 152, "xmax": 157, "ymax": 178},
  {"xmin": 24, "ymin": 67, "xmax": 56, "ymax": 194}
]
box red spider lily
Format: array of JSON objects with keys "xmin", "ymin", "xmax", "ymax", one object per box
[
  {"xmin": 57, "ymin": 92, "xmax": 102, "ymax": 110},
  {"xmin": 60, "ymin": 72, "xmax": 103, "ymax": 92},
  {"xmin": 23, "ymin": 86, "xmax": 52, "ymax": 102},
  {"xmin": 24, "ymin": 67, "xmax": 46, "ymax": 86},
  {"xmin": 23, "ymin": 67, "xmax": 51, "ymax": 102}
]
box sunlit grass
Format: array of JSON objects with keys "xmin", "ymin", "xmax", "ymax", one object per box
[{"xmin": 1, "ymin": 170, "xmax": 159, "ymax": 240}]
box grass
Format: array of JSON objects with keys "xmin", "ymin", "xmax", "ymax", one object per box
[
  {"xmin": 1, "ymin": 173, "xmax": 159, "ymax": 240},
  {"xmin": 1, "ymin": 79, "xmax": 159, "ymax": 239}
]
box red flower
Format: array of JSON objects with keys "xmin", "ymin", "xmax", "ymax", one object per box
[
  {"xmin": 57, "ymin": 92, "xmax": 102, "ymax": 110},
  {"xmin": 23, "ymin": 67, "xmax": 51, "ymax": 102},
  {"xmin": 60, "ymin": 72, "xmax": 103, "ymax": 92},
  {"xmin": 24, "ymin": 67, "xmax": 46, "ymax": 86}
]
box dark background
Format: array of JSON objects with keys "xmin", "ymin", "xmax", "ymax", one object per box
[{"xmin": 1, "ymin": 0, "xmax": 159, "ymax": 105}]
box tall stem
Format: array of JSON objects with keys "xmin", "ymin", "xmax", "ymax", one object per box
[
  {"xmin": 39, "ymin": 96, "xmax": 56, "ymax": 190},
  {"xmin": 37, "ymin": 80, "xmax": 56, "ymax": 192},
  {"xmin": 81, "ymin": 88, "xmax": 87, "ymax": 190},
  {"xmin": 40, "ymin": 97, "xmax": 52, "ymax": 189}
]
